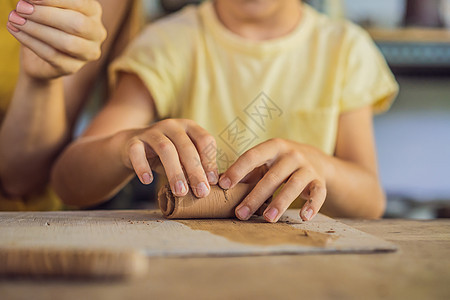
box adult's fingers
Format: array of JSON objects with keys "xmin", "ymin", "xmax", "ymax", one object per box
[
  {"xmin": 128, "ymin": 139, "xmax": 153, "ymax": 185},
  {"xmin": 219, "ymin": 139, "xmax": 283, "ymax": 190},
  {"xmin": 141, "ymin": 132, "xmax": 188, "ymax": 197},
  {"xmin": 234, "ymin": 154, "xmax": 299, "ymax": 221},
  {"xmin": 17, "ymin": 4, "xmax": 106, "ymax": 41},
  {"xmin": 186, "ymin": 122, "xmax": 219, "ymax": 185},
  {"xmin": 262, "ymin": 168, "xmax": 317, "ymax": 223},
  {"xmin": 10, "ymin": 17, "xmax": 100, "ymax": 61},
  {"xmin": 6, "ymin": 23, "xmax": 84, "ymax": 75},
  {"xmin": 7, "ymin": 22, "xmax": 19, "ymax": 33},
  {"xmin": 28, "ymin": 0, "xmax": 102, "ymax": 17},
  {"xmin": 165, "ymin": 127, "xmax": 210, "ymax": 198},
  {"xmin": 299, "ymin": 180, "xmax": 327, "ymax": 221}
]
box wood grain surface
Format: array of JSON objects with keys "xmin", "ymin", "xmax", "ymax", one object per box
[
  {"xmin": 0, "ymin": 212, "xmax": 448, "ymax": 300},
  {"xmin": 0, "ymin": 210, "xmax": 396, "ymax": 260}
]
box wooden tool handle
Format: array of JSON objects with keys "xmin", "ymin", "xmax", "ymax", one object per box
[{"xmin": 0, "ymin": 247, "xmax": 148, "ymax": 279}]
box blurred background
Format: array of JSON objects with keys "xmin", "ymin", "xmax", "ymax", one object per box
[
  {"xmin": 85, "ymin": 0, "xmax": 450, "ymax": 219},
  {"xmin": 308, "ymin": 0, "xmax": 450, "ymax": 219}
]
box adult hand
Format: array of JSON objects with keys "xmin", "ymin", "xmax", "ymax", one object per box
[
  {"xmin": 121, "ymin": 119, "xmax": 219, "ymax": 199},
  {"xmin": 7, "ymin": 0, "xmax": 107, "ymax": 79},
  {"xmin": 219, "ymin": 138, "xmax": 328, "ymax": 222}
]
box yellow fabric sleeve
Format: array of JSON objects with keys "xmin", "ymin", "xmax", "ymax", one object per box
[
  {"xmin": 340, "ymin": 24, "xmax": 398, "ymax": 114},
  {"xmin": 109, "ymin": 8, "xmax": 198, "ymax": 119}
]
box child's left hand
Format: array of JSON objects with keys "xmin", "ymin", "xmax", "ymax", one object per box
[{"xmin": 219, "ymin": 138, "xmax": 329, "ymax": 222}]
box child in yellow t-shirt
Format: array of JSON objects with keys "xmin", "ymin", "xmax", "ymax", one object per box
[{"xmin": 52, "ymin": 0, "xmax": 398, "ymax": 222}]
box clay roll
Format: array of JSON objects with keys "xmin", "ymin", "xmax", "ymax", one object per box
[{"xmin": 158, "ymin": 183, "xmax": 256, "ymax": 219}]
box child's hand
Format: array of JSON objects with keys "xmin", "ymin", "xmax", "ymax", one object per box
[
  {"xmin": 219, "ymin": 139, "xmax": 328, "ymax": 222},
  {"xmin": 7, "ymin": 0, "xmax": 107, "ymax": 79},
  {"xmin": 121, "ymin": 119, "xmax": 219, "ymax": 199}
]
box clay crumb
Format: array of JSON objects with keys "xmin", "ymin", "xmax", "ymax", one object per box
[
  {"xmin": 326, "ymin": 230, "xmax": 335, "ymax": 233},
  {"xmin": 156, "ymin": 220, "xmax": 163, "ymax": 223},
  {"xmin": 45, "ymin": 222, "xmax": 50, "ymax": 226},
  {"xmin": 281, "ymin": 217, "xmax": 303, "ymax": 224},
  {"xmin": 303, "ymin": 231, "xmax": 309, "ymax": 237}
]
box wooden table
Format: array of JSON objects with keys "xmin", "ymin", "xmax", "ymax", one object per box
[{"xmin": 0, "ymin": 212, "xmax": 449, "ymax": 300}]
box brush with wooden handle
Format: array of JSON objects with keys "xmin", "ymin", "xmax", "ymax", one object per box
[{"xmin": 0, "ymin": 247, "xmax": 148, "ymax": 279}]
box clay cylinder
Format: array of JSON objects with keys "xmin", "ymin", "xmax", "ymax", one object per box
[{"xmin": 158, "ymin": 183, "xmax": 254, "ymax": 219}]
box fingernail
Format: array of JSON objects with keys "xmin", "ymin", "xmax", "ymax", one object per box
[
  {"xmin": 219, "ymin": 176, "xmax": 231, "ymax": 189},
  {"xmin": 264, "ymin": 207, "xmax": 279, "ymax": 222},
  {"xmin": 16, "ymin": 0, "xmax": 34, "ymax": 14},
  {"xmin": 236, "ymin": 206, "xmax": 251, "ymax": 220},
  {"xmin": 9, "ymin": 11, "xmax": 26, "ymax": 25},
  {"xmin": 207, "ymin": 171, "xmax": 218, "ymax": 184},
  {"xmin": 175, "ymin": 180, "xmax": 187, "ymax": 195},
  {"xmin": 196, "ymin": 182, "xmax": 209, "ymax": 198},
  {"xmin": 7, "ymin": 22, "xmax": 20, "ymax": 32},
  {"xmin": 142, "ymin": 173, "xmax": 152, "ymax": 185},
  {"xmin": 303, "ymin": 208, "xmax": 314, "ymax": 221}
]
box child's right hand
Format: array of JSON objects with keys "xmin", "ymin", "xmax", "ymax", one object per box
[{"xmin": 121, "ymin": 119, "xmax": 218, "ymax": 198}]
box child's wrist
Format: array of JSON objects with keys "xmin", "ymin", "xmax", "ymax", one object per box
[
  {"xmin": 303, "ymin": 143, "xmax": 333, "ymax": 184},
  {"xmin": 110, "ymin": 130, "xmax": 137, "ymax": 172}
]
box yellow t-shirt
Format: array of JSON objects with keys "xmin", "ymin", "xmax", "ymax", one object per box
[
  {"xmin": 111, "ymin": 1, "xmax": 398, "ymax": 173},
  {"xmin": 0, "ymin": 1, "xmax": 62, "ymax": 211}
]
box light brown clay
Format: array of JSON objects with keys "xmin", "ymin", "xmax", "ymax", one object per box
[
  {"xmin": 177, "ymin": 219, "xmax": 335, "ymax": 247},
  {"xmin": 158, "ymin": 183, "xmax": 256, "ymax": 219},
  {"xmin": 0, "ymin": 248, "xmax": 148, "ymax": 279}
]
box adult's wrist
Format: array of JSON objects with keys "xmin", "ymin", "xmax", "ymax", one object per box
[{"xmin": 19, "ymin": 70, "xmax": 62, "ymax": 90}]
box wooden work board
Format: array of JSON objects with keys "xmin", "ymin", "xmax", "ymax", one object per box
[{"xmin": 0, "ymin": 209, "xmax": 396, "ymax": 257}]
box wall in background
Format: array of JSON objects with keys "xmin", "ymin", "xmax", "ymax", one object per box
[
  {"xmin": 343, "ymin": 0, "xmax": 406, "ymax": 27},
  {"xmin": 374, "ymin": 76, "xmax": 450, "ymax": 205}
]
